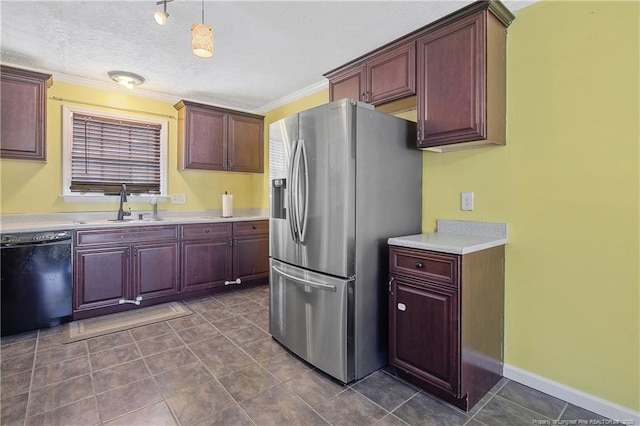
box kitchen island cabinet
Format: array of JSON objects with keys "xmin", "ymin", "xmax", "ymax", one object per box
[
  {"xmin": 175, "ymin": 100, "xmax": 264, "ymax": 173},
  {"xmin": 388, "ymin": 235, "xmax": 505, "ymax": 411},
  {"xmin": 0, "ymin": 65, "xmax": 52, "ymax": 161},
  {"xmin": 74, "ymin": 225, "xmax": 180, "ymax": 319},
  {"xmin": 181, "ymin": 220, "xmax": 268, "ymax": 293}
]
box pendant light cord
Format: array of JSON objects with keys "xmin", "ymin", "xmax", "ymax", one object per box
[{"xmin": 201, "ymin": 0, "xmax": 205, "ymax": 23}]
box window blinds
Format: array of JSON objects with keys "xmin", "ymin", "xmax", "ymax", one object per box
[{"xmin": 71, "ymin": 113, "xmax": 161, "ymax": 195}]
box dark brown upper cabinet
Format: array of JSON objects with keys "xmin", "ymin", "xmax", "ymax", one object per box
[
  {"xmin": 175, "ymin": 100, "xmax": 264, "ymax": 173},
  {"xmin": 417, "ymin": 3, "xmax": 513, "ymax": 152},
  {"xmin": 325, "ymin": 41, "xmax": 415, "ymax": 105},
  {"xmin": 1, "ymin": 65, "xmax": 52, "ymax": 161},
  {"xmin": 323, "ymin": 1, "xmax": 514, "ymax": 153}
]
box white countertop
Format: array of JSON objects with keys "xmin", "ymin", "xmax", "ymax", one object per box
[
  {"xmin": 388, "ymin": 233, "xmax": 507, "ymax": 255},
  {"xmin": 388, "ymin": 220, "xmax": 508, "ymax": 255},
  {"xmin": 0, "ymin": 210, "xmax": 269, "ymax": 234}
]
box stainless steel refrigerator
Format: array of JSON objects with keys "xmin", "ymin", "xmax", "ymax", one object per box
[{"xmin": 269, "ymin": 98, "xmax": 422, "ymax": 383}]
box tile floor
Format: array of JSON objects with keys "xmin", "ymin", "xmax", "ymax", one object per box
[{"xmin": 1, "ymin": 285, "xmax": 609, "ymax": 426}]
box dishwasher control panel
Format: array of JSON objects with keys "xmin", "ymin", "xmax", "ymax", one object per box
[{"xmin": 1, "ymin": 230, "xmax": 71, "ymax": 246}]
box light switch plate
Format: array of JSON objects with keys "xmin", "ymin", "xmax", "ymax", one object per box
[
  {"xmin": 171, "ymin": 194, "xmax": 186, "ymax": 204},
  {"xmin": 461, "ymin": 192, "xmax": 474, "ymax": 211}
]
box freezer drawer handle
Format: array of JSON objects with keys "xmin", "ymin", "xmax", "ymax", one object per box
[{"xmin": 272, "ymin": 266, "xmax": 336, "ymax": 292}]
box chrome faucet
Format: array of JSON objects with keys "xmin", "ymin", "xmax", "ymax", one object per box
[{"xmin": 117, "ymin": 184, "xmax": 131, "ymax": 221}]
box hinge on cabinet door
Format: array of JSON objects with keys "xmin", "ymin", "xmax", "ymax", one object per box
[{"xmin": 501, "ymin": 257, "xmax": 505, "ymax": 274}]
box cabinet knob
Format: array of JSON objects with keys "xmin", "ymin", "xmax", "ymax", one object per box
[
  {"xmin": 252, "ymin": 225, "xmax": 256, "ymax": 229},
  {"xmin": 205, "ymin": 229, "xmax": 209, "ymax": 233},
  {"xmin": 415, "ymin": 262, "xmax": 424, "ymax": 269}
]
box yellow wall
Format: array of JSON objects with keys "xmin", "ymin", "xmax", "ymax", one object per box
[
  {"xmin": 0, "ymin": 82, "xmax": 258, "ymax": 214},
  {"xmin": 422, "ymin": 0, "xmax": 638, "ymax": 411}
]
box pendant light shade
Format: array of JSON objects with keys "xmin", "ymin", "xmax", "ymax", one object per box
[
  {"xmin": 192, "ymin": 22, "xmax": 214, "ymax": 58},
  {"xmin": 192, "ymin": 0, "xmax": 213, "ymax": 58}
]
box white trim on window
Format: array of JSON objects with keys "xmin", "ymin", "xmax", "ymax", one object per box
[{"xmin": 61, "ymin": 105, "xmax": 168, "ymax": 201}]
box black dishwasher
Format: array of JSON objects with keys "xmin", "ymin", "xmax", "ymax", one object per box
[{"xmin": 1, "ymin": 230, "xmax": 73, "ymax": 336}]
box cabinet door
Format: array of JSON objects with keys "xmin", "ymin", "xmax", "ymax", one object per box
[
  {"xmin": 181, "ymin": 239, "xmax": 232, "ymax": 291},
  {"xmin": 228, "ymin": 114, "xmax": 264, "ymax": 173},
  {"xmin": 416, "ymin": 11, "xmax": 486, "ymax": 148},
  {"xmin": 74, "ymin": 246, "xmax": 129, "ymax": 311},
  {"xmin": 0, "ymin": 66, "xmax": 50, "ymax": 161},
  {"xmin": 329, "ymin": 65, "xmax": 366, "ymax": 103},
  {"xmin": 367, "ymin": 42, "xmax": 416, "ymax": 105},
  {"xmin": 389, "ymin": 275, "xmax": 460, "ymax": 396},
  {"xmin": 233, "ymin": 234, "xmax": 269, "ymax": 282},
  {"xmin": 184, "ymin": 106, "xmax": 227, "ymax": 170},
  {"xmin": 132, "ymin": 242, "xmax": 179, "ymax": 301}
]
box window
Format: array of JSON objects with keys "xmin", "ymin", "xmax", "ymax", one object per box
[{"xmin": 62, "ymin": 106, "xmax": 168, "ymax": 200}]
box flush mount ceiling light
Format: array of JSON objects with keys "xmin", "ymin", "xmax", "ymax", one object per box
[
  {"xmin": 192, "ymin": 0, "xmax": 214, "ymax": 58},
  {"xmin": 107, "ymin": 71, "xmax": 145, "ymax": 89},
  {"xmin": 154, "ymin": 0, "xmax": 173, "ymax": 26}
]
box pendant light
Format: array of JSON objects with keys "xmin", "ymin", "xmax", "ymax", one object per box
[
  {"xmin": 154, "ymin": 0, "xmax": 173, "ymax": 26},
  {"xmin": 192, "ymin": 0, "xmax": 214, "ymax": 58}
]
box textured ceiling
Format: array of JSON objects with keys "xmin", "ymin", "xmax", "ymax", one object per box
[{"xmin": 0, "ymin": 0, "xmax": 536, "ymax": 113}]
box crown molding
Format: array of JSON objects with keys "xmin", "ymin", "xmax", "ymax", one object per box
[{"xmin": 254, "ymin": 80, "xmax": 328, "ymax": 114}]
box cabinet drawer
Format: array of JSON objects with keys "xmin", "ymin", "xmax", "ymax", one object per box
[
  {"xmin": 76, "ymin": 226, "xmax": 179, "ymax": 246},
  {"xmin": 181, "ymin": 223, "xmax": 232, "ymax": 240},
  {"xmin": 233, "ymin": 220, "xmax": 268, "ymax": 237},
  {"xmin": 389, "ymin": 246, "xmax": 459, "ymax": 287}
]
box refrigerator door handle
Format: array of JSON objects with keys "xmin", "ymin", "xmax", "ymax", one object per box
[
  {"xmin": 272, "ymin": 266, "xmax": 337, "ymax": 292},
  {"xmin": 298, "ymin": 139, "xmax": 309, "ymax": 243},
  {"xmin": 292, "ymin": 139, "xmax": 303, "ymax": 242},
  {"xmin": 287, "ymin": 140, "xmax": 299, "ymax": 242}
]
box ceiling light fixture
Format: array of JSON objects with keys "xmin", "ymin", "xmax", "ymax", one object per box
[
  {"xmin": 192, "ymin": 0, "xmax": 213, "ymax": 58},
  {"xmin": 107, "ymin": 71, "xmax": 145, "ymax": 89},
  {"xmin": 154, "ymin": 0, "xmax": 173, "ymax": 26}
]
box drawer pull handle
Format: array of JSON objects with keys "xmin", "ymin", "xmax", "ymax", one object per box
[
  {"xmin": 415, "ymin": 262, "xmax": 424, "ymax": 269},
  {"xmin": 205, "ymin": 229, "xmax": 210, "ymax": 233},
  {"xmin": 252, "ymin": 225, "xmax": 256, "ymax": 229}
]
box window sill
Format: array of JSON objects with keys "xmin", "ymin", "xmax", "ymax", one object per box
[{"xmin": 60, "ymin": 194, "xmax": 169, "ymax": 203}]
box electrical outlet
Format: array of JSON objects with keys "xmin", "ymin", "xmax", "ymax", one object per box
[
  {"xmin": 461, "ymin": 192, "xmax": 474, "ymax": 211},
  {"xmin": 171, "ymin": 194, "xmax": 186, "ymax": 204}
]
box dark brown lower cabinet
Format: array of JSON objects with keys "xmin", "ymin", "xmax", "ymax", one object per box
[
  {"xmin": 388, "ymin": 245, "xmax": 504, "ymax": 411},
  {"xmin": 74, "ymin": 226, "xmax": 180, "ymax": 319},
  {"xmin": 232, "ymin": 220, "xmax": 269, "ymax": 283},
  {"xmin": 181, "ymin": 220, "xmax": 269, "ymax": 293},
  {"xmin": 74, "ymin": 221, "xmax": 268, "ymax": 319},
  {"xmin": 181, "ymin": 223, "xmax": 233, "ymax": 292}
]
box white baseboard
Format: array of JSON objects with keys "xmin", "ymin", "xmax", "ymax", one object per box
[{"xmin": 503, "ymin": 364, "xmax": 640, "ymax": 424}]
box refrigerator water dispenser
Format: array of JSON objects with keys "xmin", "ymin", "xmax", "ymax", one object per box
[{"xmin": 271, "ymin": 178, "xmax": 286, "ymax": 219}]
